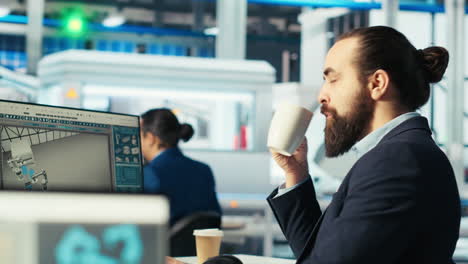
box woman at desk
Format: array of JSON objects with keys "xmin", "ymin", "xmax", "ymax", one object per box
[{"xmin": 140, "ymin": 108, "xmax": 222, "ymax": 226}]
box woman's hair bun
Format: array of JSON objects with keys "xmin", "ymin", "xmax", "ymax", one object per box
[
  {"xmin": 179, "ymin": 123, "xmax": 194, "ymax": 142},
  {"xmin": 419, "ymin": 46, "xmax": 449, "ymax": 83}
]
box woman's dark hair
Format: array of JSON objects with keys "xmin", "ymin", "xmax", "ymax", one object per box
[
  {"xmin": 339, "ymin": 26, "xmax": 449, "ymax": 111},
  {"xmin": 141, "ymin": 108, "xmax": 194, "ymax": 148}
]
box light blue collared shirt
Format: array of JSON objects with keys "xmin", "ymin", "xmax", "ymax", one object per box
[
  {"xmin": 275, "ymin": 112, "xmax": 421, "ymax": 197},
  {"xmin": 350, "ymin": 112, "xmax": 420, "ymax": 160}
]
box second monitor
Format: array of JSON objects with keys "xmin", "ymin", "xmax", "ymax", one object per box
[{"xmin": 0, "ymin": 100, "xmax": 143, "ymax": 193}]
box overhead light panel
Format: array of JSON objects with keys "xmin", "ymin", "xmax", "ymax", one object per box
[
  {"xmin": 102, "ymin": 9, "xmax": 126, "ymax": 28},
  {"xmin": 204, "ymin": 27, "xmax": 219, "ymax": 36},
  {"xmin": 103, "ymin": 14, "xmax": 125, "ymax": 27}
]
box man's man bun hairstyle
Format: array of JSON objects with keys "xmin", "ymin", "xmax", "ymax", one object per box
[
  {"xmin": 419, "ymin": 46, "xmax": 449, "ymax": 84},
  {"xmin": 338, "ymin": 26, "xmax": 449, "ymax": 111}
]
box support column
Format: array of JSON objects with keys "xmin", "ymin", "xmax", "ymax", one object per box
[
  {"xmin": 429, "ymin": 13, "xmax": 436, "ymax": 131},
  {"xmin": 299, "ymin": 7, "xmax": 348, "ymax": 86},
  {"xmin": 26, "ymin": 0, "xmax": 44, "ymax": 75},
  {"xmin": 215, "ymin": 0, "xmax": 247, "ymax": 59},
  {"xmin": 191, "ymin": 0, "xmax": 205, "ymax": 56},
  {"xmin": 445, "ymin": 0, "xmax": 465, "ymax": 195},
  {"xmin": 193, "ymin": 0, "xmax": 205, "ymax": 32},
  {"xmin": 382, "ymin": 0, "xmax": 398, "ymax": 28},
  {"xmin": 153, "ymin": 0, "xmax": 164, "ymax": 28}
]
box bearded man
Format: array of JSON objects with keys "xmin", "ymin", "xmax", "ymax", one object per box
[{"xmin": 268, "ymin": 26, "xmax": 460, "ymax": 264}]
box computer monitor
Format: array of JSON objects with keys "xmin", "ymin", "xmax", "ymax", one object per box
[
  {"xmin": 0, "ymin": 191, "xmax": 168, "ymax": 264},
  {"xmin": 0, "ymin": 100, "xmax": 143, "ymax": 192}
]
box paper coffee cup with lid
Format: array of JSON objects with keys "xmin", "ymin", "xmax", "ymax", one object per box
[{"xmin": 193, "ymin": 228, "xmax": 224, "ymax": 264}]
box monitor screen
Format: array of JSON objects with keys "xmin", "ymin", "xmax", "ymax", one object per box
[
  {"xmin": 39, "ymin": 223, "xmax": 159, "ymax": 264},
  {"xmin": 0, "ymin": 192, "xmax": 168, "ymax": 264},
  {"xmin": 0, "ymin": 100, "xmax": 143, "ymax": 192}
]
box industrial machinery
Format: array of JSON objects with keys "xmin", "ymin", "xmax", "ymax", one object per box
[{"xmin": 7, "ymin": 140, "xmax": 48, "ymax": 191}]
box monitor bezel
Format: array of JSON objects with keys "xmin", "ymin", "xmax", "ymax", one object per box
[
  {"xmin": 0, "ymin": 191, "xmax": 169, "ymax": 223},
  {"xmin": 0, "ymin": 99, "xmax": 140, "ymax": 119}
]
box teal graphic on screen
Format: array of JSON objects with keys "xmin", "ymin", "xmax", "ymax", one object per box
[
  {"xmin": 39, "ymin": 224, "xmax": 156, "ymax": 264},
  {"xmin": 21, "ymin": 165, "xmax": 35, "ymax": 189}
]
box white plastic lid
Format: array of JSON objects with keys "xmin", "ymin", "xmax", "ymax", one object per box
[{"xmin": 193, "ymin": 228, "xmax": 224, "ymax": 237}]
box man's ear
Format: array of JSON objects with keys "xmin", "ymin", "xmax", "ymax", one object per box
[{"xmin": 367, "ymin": 69, "xmax": 390, "ymax": 101}]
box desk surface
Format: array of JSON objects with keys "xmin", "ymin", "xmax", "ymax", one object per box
[{"xmin": 177, "ymin": 254, "xmax": 295, "ymax": 264}]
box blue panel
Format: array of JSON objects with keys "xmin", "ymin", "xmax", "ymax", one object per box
[
  {"xmin": 90, "ymin": 23, "xmax": 209, "ymax": 38},
  {"xmin": 66, "ymin": 39, "xmax": 73, "ymax": 50},
  {"xmin": 6, "ymin": 51, "xmax": 14, "ymax": 60},
  {"xmin": 111, "ymin": 41, "xmax": 121, "ymax": 52},
  {"xmin": 249, "ymin": 0, "xmax": 380, "ymax": 9},
  {"xmin": 207, "ymin": 49, "xmax": 214, "ymax": 57},
  {"xmin": 0, "ymin": 52, "xmax": 5, "ymax": 61},
  {"xmin": 198, "ymin": 47, "xmax": 209, "ymax": 58},
  {"xmin": 18, "ymin": 36, "xmax": 25, "ymax": 51},
  {"xmin": 19, "ymin": 52, "xmax": 26, "ymax": 67},
  {"xmin": 123, "ymin": 42, "xmax": 134, "ymax": 53},
  {"xmin": 174, "ymin": 45, "xmax": 185, "ymax": 56},
  {"xmin": 96, "ymin": 40, "xmax": 108, "ymax": 51},
  {"xmin": 58, "ymin": 38, "xmax": 68, "ymax": 51},
  {"xmin": 9, "ymin": 52, "xmax": 17, "ymax": 68},
  {"xmin": 1, "ymin": 51, "xmax": 8, "ymax": 67},
  {"xmin": 0, "ymin": 50, "xmax": 27, "ymax": 70},
  {"xmin": 49, "ymin": 38, "xmax": 60, "ymax": 53},
  {"xmin": 248, "ymin": 0, "xmax": 448, "ymax": 13},
  {"xmin": 43, "ymin": 18, "xmax": 60, "ymax": 27},
  {"xmin": 149, "ymin": 44, "xmax": 161, "ymax": 54},
  {"xmin": 68, "ymin": 39, "xmax": 78, "ymax": 49},
  {"xmin": 400, "ymin": 3, "xmax": 444, "ymax": 13},
  {"xmin": 0, "ymin": 15, "xmax": 28, "ymax": 24},
  {"xmin": 76, "ymin": 39, "xmax": 85, "ymax": 49},
  {"xmin": 5, "ymin": 35, "xmax": 17, "ymax": 51},
  {"xmin": 162, "ymin": 44, "xmax": 174, "ymax": 55},
  {"xmin": 43, "ymin": 37, "xmax": 52, "ymax": 54}
]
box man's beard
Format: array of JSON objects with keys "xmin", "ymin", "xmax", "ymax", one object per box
[{"xmin": 323, "ymin": 90, "xmax": 374, "ymax": 157}]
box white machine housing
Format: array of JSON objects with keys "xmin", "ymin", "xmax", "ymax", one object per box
[{"xmin": 37, "ymin": 50, "xmax": 275, "ymax": 152}]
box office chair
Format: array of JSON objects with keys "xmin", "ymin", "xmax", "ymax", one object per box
[{"xmin": 170, "ymin": 211, "xmax": 222, "ymax": 257}]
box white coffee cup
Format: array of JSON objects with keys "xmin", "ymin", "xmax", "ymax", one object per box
[
  {"xmin": 267, "ymin": 102, "xmax": 313, "ymax": 156},
  {"xmin": 193, "ymin": 228, "xmax": 224, "ymax": 264}
]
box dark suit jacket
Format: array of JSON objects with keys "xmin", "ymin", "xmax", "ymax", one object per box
[
  {"xmin": 144, "ymin": 147, "xmax": 222, "ymax": 225},
  {"xmin": 268, "ymin": 116, "xmax": 461, "ymax": 264}
]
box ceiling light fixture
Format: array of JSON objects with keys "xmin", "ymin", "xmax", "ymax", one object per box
[
  {"xmin": 204, "ymin": 27, "xmax": 219, "ymax": 36},
  {"xmin": 102, "ymin": 10, "xmax": 125, "ymax": 28}
]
